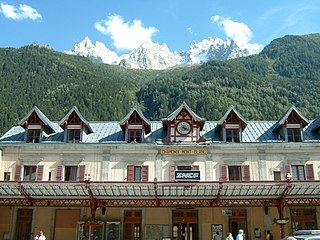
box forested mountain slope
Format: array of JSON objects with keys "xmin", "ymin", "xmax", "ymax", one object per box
[{"xmin": 1, "ymin": 34, "xmax": 320, "ymax": 135}]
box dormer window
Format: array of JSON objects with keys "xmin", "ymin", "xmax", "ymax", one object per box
[
  {"xmin": 26, "ymin": 113, "xmax": 42, "ymax": 143},
  {"xmin": 120, "ymin": 108, "xmax": 151, "ymax": 143},
  {"xmin": 18, "ymin": 107, "xmax": 55, "ymax": 143},
  {"xmin": 287, "ymin": 128, "xmax": 302, "ymax": 142},
  {"xmin": 226, "ymin": 128, "xmax": 240, "ymax": 142},
  {"xmin": 67, "ymin": 127, "xmax": 81, "ymax": 143},
  {"xmin": 59, "ymin": 106, "xmax": 93, "ymax": 143},
  {"xmin": 27, "ymin": 128, "xmax": 41, "ymax": 143},
  {"xmin": 217, "ymin": 107, "xmax": 247, "ymax": 143},
  {"xmin": 128, "ymin": 129, "xmax": 142, "ymax": 143},
  {"xmin": 274, "ymin": 107, "xmax": 308, "ymax": 142}
]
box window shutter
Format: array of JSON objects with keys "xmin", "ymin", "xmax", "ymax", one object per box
[
  {"xmin": 127, "ymin": 165, "xmax": 135, "ymax": 182},
  {"xmin": 14, "ymin": 165, "xmax": 22, "ymax": 181},
  {"xmin": 242, "ymin": 165, "xmax": 250, "ymax": 181},
  {"xmin": 141, "ymin": 165, "xmax": 149, "ymax": 182},
  {"xmin": 170, "ymin": 165, "xmax": 176, "ymax": 181},
  {"xmin": 306, "ymin": 164, "xmax": 315, "ymax": 181},
  {"xmin": 191, "ymin": 165, "xmax": 199, "ymax": 170},
  {"xmin": 219, "ymin": 165, "xmax": 227, "ymax": 182},
  {"xmin": 284, "ymin": 164, "xmax": 292, "ymax": 178},
  {"xmin": 36, "ymin": 165, "xmax": 44, "ymax": 181},
  {"xmin": 56, "ymin": 165, "xmax": 64, "ymax": 181},
  {"xmin": 78, "ymin": 165, "xmax": 86, "ymax": 181}
]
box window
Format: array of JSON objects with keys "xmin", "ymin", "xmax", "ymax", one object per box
[
  {"xmin": 290, "ymin": 208, "xmax": 317, "ymax": 232},
  {"xmin": 291, "ymin": 165, "xmax": 305, "ymax": 180},
  {"xmin": 127, "ymin": 165, "xmax": 148, "ymax": 182},
  {"xmin": 228, "ymin": 166, "xmax": 242, "ymax": 181},
  {"xmin": 67, "ymin": 129, "xmax": 81, "ymax": 143},
  {"xmin": 287, "ymin": 128, "xmax": 302, "ymax": 142},
  {"xmin": 27, "ymin": 129, "xmax": 41, "ymax": 143},
  {"xmin": 4, "ymin": 172, "xmax": 11, "ymax": 181},
  {"xmin": 274, "ymin": 171, "xmax": 281, "ymax": 181},
  {"xmin": 65, "ymin": 166, "xmax": 78, "ymax": 181},
  {"xmin": 23, "ymin": 166, "xmax": 37, "ymax": 181},
  {"xmin": 128, "ymin": 129, "xmax": 142, "ymax": 143},
  {"xmin": 226, "ymin": 129, "xmax": 240, "ymax": 142}
]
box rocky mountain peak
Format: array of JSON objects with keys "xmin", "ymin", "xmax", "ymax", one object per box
[{"xmin": 66, "ymin": 36, "xmax": 257, "ymax": 70}]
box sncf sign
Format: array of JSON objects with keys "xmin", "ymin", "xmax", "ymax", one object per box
[{"xmin": 175, "ymin": 170, "xmax": 200, "ymax": 181}]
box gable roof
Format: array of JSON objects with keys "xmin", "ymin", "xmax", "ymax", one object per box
[
  {"xmin": 59, "ymin": 106, "xmax": 93, "ymax": 134},
  {"xmin": 217, "ymin": 106, "xmax": 248, "ymax": 128},
  {"xmin": 18, "ymin": 106, "xmax": 56, "ymax": 134},
  {"xmin": 119, "ymin": 108, "xmax": 151, "ymax": 134},
  {"xmin": 273, "ymin": 106, "xmax": 309, "ymax": 132},
  {"xmin": 162, "ymin": 102, "xmax": 206, "ymax": 129}
]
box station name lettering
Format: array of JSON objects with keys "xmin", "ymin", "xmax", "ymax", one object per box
[{"xmin": 161, "ymin": 149, "xmax": 207, "ymax": 155}]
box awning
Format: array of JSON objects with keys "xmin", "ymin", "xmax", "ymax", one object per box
[{"xmin": 0, "ymin": 180, "xmax": 319, "ymax": 208}]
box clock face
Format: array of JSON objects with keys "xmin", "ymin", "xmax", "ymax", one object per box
[{"xmin": 177, "ymin": 121, "xmax": 191, "ymax": 135}]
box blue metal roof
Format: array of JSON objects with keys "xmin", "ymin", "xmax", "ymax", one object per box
[{"xmin": 1, "ymin": 120, "xmax": 320, "ymax": 144}]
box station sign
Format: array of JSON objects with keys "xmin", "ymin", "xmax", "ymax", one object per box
[{"xmin": 175, "ymin": 170, "xmax": 200, "ymax": 181}]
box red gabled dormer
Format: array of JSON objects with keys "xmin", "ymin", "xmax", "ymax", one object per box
[
  {"xmin": 59, "ymin": 106, "xmax": 93, "ymax": 143},
  {"xmin": 119, "ymin": 108, "xmax": 151, "ymax": 143},
  {"xmin": 161, "ymin": 102, "xmax": 205, "ymax": 143},
  {"xmin": 216, "ymin": 106, "xmax": 247, "ymax": 142},
  {"xmin": 18, "ymin": 106, "xmax": 55, "ymax": 143},
  {"xmin": 273, "ymin": 106, "xmax": 309, "ymax": 142}
]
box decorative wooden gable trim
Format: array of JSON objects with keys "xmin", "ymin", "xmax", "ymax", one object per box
[
  {"xmin": 120, "ymin": 108, "xmax": 151, "ymax": 132},
  {"xmin": 217, "ymin": 106, "xmax": 247, "ymax": 131},
  {"xmin": 18, "ymin": 106, "xmax": 55, "ymax": 135},
  {"xmin": 161, "ymin": 102, "xmax": 205, "ymax": 143},
  {"xmin": 274, "ymin": 106, "xmax": 309, "ymax": 132},
  {"xmin": 59, "ymin": 106, "xmax": 93, "ymax": 134},
  {"xmin": 120, "ymin": 108, "xmax": 151, "ymax": 143},
  {"xmin": 216, "ymin": 107, "xmax": 247, "ymax": 142}
]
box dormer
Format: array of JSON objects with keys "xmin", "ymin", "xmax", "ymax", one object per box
[
  {"xmin": 59, "ymin": 106, "xmax": 93, "ymax": 143},
  {"xmin": 216, "ymin": 106, "xmax": 247, "ymax": 142},
  {"xmin": 161, "ymin": 102, "xmax": 205, "ymax": 143},
  {"xmin": 273, "ymin": 106, "xmax": 309, "ymax": 142},
  {"xmin": 119, "ymin": 108, "xmax": 151, "ymax": 143},
  {"xmin": 18, "ymin": 106, "xmax": 55, "ymax": 143}
]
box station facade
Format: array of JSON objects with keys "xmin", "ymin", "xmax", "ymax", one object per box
[{"xmin": 0, "ymin": 103, "xmax": 319, "ymax": 240}]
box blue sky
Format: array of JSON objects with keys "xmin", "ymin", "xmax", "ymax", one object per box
[{"xmin": 0, "ymin": 0, "xmax": 320, "ymax": 54}]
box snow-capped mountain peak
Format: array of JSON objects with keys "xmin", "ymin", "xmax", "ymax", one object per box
[
  {"xmin": 65, "ymin": 36, "xmax": 258, "ymax": 70},
  {"xmin": 119, "ymin": 41, "xmax": 181, "ymax": 70},
  {"xmin": 65, "ymin": 36, "xmax": 120, "ymax": 64}
]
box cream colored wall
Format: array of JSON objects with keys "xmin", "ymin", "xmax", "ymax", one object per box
[
  {"xmin": 0, "ymin": 207, "xmax": 12, "ymax": 239},
  {"xmin": 33, "ymin": 208, "xmax": 52, "ymax": 238}
]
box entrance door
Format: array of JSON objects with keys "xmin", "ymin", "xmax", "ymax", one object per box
[
  {"xmin": 123, "ymin": 210, "xmax": 142, "ymax": 240},
  {"xmin": 229, "ymin": 209, "xmax": 247, "ymax": 240},
  {"xmin": 15, "ymin": 209, "xmax": 33, "ymax": 240},
  {"xmin": 172, "ymin": 210, "xmax": 199, "ymax": 240}
]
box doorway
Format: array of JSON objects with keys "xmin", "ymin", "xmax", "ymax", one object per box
[
  {"xmin": 15, "ymin": 208, "xmax": 33, "ymax": 240},
  {"xmin": 123, "ymin": 210, "xmax": 142, "ymax": 240},
  {"xmin": 172, "ymin": 210, "xmax": 199, "ymax": 240},
  {"xmin": 229, "ymin": 209, "xmax": 247, "ymax": 240}
]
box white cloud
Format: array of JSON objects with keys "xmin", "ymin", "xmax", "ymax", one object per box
[
  {"xmin": 0, "ymin": 2, "xmax": 42, "ymax": 21},
  {"xmin": 211, "ymin": 15, "xmax": 262, "ymax": 53},
  {"xmin": 95, "ymin": 14, "xmax": 158, "ymax": 51}
]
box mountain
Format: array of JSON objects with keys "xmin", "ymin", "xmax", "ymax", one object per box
[
  {"xmin": 119, "ymin": 42, "xmax": 181, "ymax": 70},
  {"xmin": 66, "ymin": 36, "xmax": 255, "ymax": 70},
  {"xmin": 1, "ymin": 33, "xmax": 320, "ymax": 135},
  {"xmin": 180, "ymin": 37, "xmax": 252, "ymax": 64},
  {"xmin": 65, "ymin": 37, "xmax": 120, "ymax": 64}
]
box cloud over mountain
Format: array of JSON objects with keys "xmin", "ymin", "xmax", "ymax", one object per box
[{"xmin": 94, "ymin": 14, "xmax": 158, "ymax": 51}]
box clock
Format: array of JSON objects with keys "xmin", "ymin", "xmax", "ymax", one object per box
[{"xmin": 177, "ymin": 121, "xmax": 191, "ymax": 135}]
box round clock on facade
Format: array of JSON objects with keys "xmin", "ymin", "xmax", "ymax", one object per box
[{"xmin": 177, "ymin": 121, "xmax": 191, "ymax": 135}]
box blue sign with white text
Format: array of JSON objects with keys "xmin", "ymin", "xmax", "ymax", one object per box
[{"xmin": 175, "ymin": 170, "xmax": 200, "ymax": 181}]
